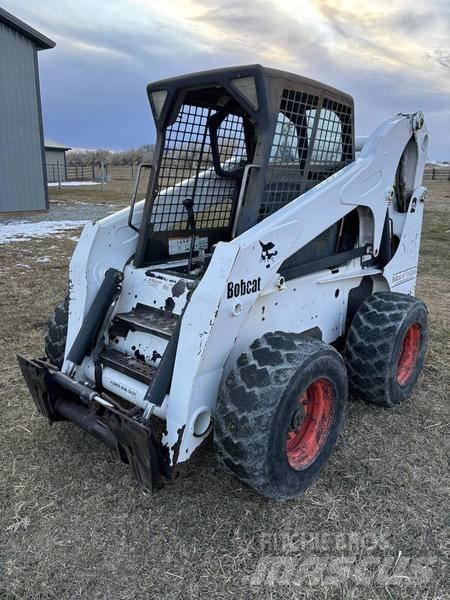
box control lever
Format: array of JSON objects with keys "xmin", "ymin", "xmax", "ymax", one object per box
[{"xmin": 182, "ymin": 197, "xmax": 196, "ymax": 272}]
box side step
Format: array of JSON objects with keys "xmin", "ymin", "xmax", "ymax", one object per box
[
  {"xmin": 112, "ymin": 304, "xmax": 179, "ymax": 340},
  {"xmin": 99, "ymin": 349, "xmax": 157, "ymax": 385}
]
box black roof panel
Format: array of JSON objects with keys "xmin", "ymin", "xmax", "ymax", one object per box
[{"xmin": 148, "ymin": 64, "xmax": 353, "ymax": 105}]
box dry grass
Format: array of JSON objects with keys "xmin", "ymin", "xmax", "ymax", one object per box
[
  {"xmin": 0, "ymin": 180, "xmax": 448, "ymax": 599},
  {"xmin": 47, "ymin": 177, "xmax": 136, "ymax": 207}
]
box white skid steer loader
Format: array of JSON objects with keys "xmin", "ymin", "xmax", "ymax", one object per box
[{"xmin": 19, "ymin": 65, "xmax": 429, "ymax": 500}]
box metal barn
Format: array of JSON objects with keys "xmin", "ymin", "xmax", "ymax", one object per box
[
  {"xmin": 0, "ymin": 8, "xmax": 54, "ymax": 212},
  {"xmin": 45, "ymin": 139, "xmax": 71, "ymax": 183}
]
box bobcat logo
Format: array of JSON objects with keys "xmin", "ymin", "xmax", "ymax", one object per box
[{"xmin": 259, "ymin": 240, "xmax": 278, "ymax": 268}]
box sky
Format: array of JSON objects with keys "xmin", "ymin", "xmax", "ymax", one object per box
[{"xmin": 4, "ymin": 0, "xmax": 450, "ymax": 158}]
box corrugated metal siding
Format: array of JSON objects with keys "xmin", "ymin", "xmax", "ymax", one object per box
[
  {"xmin": 45, "ymin": 148, "xmax": 65, "ymax": 164},
  {"xmin": 0, "ymin": 22, "xmax": 47, "ymax": 212},
  {"xmin": 45, "ymin": 148, "xmax": 66, "ymax": 181}
]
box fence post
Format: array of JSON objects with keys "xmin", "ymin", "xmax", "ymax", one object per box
[
  {"xmin": 101, "ymin": 162, "xmax": 105, "ymax": 192},
  {"xmin": 131, "ymin": 163, "xmax": 134, "ymax": 180},
  {"xmin": 92, "ymin": 160, "xmax": 95, "ymax": 181},
  {"xmin": 57, "ymin": 161, "xmax": 61, "ymax": 190}
]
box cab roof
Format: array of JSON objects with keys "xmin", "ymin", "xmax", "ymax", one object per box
[{"xmin": 147, "ymin": 64, "xmax": 353, "ymax": 107}]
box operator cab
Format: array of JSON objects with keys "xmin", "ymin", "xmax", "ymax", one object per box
[{"xmin": 134, "ymin": 65, "xmax": 355, "ymax": 270}]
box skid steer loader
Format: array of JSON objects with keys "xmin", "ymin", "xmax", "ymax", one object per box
[{"xmin": 18, "ymin": 65, "xmax": 429, "ymax": 500}]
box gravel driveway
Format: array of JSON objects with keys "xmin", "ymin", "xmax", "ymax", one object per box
[{"xmin": 0, "ymin": 201, "xmax": 119, "ymax": 244}]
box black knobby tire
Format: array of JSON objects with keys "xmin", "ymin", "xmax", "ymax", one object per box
[
  {"xmin": 214, "ymin": 333, "xmax": 347, "ymax": 501},
  {"xmin": 345, "ymin": 292, "xmax": 428, "ymax": 407},
  {"xmin": 45, "ymin": 296, "xmax": 69, "ymax": 369}
]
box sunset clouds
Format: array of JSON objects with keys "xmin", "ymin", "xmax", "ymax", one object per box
[{"xmin": 4, "ymin": 0, "xmax": 448, "ymax": 156}]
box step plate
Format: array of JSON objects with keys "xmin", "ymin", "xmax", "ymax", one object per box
[
  {"xmin": 100, "ymin": 349, "xmax": 157, "ymax": 385},
  {"xmin": 112, "ymin": 304, "xmax": 179, "ymax": 340}
]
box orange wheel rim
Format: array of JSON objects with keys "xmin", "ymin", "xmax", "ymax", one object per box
[
  {"xmin": 397, "ymin": 322, "xmax": 421, "ymax": 385},
  {"xmin": 286, "ymin": 378, "xmax": 334, "ymax": 470}
]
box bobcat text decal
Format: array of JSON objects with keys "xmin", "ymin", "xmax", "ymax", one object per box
[{"xmin": 227, "ymin": 277, "xmax": 261, "ymax": 299}]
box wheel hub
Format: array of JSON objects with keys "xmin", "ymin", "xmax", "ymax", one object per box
[{"xmin": 289, "ymin": 405, "xmax": 305, "ymax": 431}]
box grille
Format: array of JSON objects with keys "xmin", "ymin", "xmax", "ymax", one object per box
[
  {"xmin": 150, "ymin": 104, "xmax": 248, "ymax": 233},
  {"xmin": 259, "ymin": 89, "xmax": 353, "ymax": 222},
  {"xmin": 306, "ymin": 98, "xmax": 353, "ymax": 185}
]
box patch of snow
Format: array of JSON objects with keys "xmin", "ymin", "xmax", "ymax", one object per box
[
  {"xmin": 35, "ymin": 256, "xmax": 51, "ymax": 263},
  {"xmin": 48, "ymin": 181, "xmax": 101, "ymax": 187},
  {"xmin": 0, "ymin": 220, "xmax": 87, "ymax": 244},
  {"xmin": 16, "ymin": 263, "xmax": 31, "ymax": 269}
]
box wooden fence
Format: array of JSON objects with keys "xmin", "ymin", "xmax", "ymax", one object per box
[
  {"xmin": 47, "ymin": 162, "xmax": 450, "ymax": 185},
  {"xmin": 423, "ymin": 166, "xmax": 450, "ymax": 181},
  {"xmin": 47, "ymin": 163, "xmax": 143, "ymax": 184},
  {"xmin": 46, "ymin": 162, "xmax": 97, "ymax": 183}
]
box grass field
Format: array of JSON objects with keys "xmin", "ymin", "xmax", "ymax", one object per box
[{"xmin": 0, "ymin": 180, "xmax": 448, "ymax": 599}]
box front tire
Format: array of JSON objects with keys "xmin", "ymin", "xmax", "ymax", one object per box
[
  {"xmin": 45, "ymin": 296, "xmax": 69, "ymax": 369},
  {"xmin": 344, "ymin": 292, "xmax": 428, "ymax": 407},
  {"xmin": 214, "ymin": 333, "xmax": 347, "ymax": 501}
]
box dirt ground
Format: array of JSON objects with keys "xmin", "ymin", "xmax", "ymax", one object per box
[{"xmin": 0, "ymin": 180, "xmax": 448, "ymax": 599}]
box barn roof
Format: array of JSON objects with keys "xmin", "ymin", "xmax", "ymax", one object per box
[
  {"xmin": 44, "ymin": 139, "xmax": 72, "ymax": 151},
  {"xmin": 0, "ymin": 7, "xmax": 55, "ymax": 50}
]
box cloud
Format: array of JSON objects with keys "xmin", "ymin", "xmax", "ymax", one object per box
[
  {"xmin": 188, "ymin": 0, "xmax": 332, "ymax": 67},
  {"xmin": 2, "ymin": 0, "xmax": 448, "ymax": 157},
  {"xmin": 426, "ymin": 48, "xmax": 450, "ymax": 69}
]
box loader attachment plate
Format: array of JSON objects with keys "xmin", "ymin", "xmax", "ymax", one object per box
[
  {"xmin": 17, "ymin": 354, "xmax": 62, "ymax": 422},
  {"xmin": 17, "ymin": 354, "xmax": 165, "ymax": 492}
]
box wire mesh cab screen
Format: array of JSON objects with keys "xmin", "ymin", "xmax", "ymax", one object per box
[
  {"xmin": 144, "ymin": 100, "xmax": 251, "ymax": 262},
  {"xmin": 259, "ymin": 89, "xmax": 353, "ymax": 222},
  {"xmin": 136, "ymin": 67, "xmax": 354, "ymax": 265}
]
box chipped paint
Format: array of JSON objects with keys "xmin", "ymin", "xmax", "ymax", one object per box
[
  {"xmin": 151, "ymin": 350, "xmax": 162, "ymax": 362},
  {"xmin": 164, "ymin": 297, "xmax": 175, "ymax": 312},
  {"xmin": 134, "ymin": 348, "xmax": 146, "ymax": 362},
  {"xmin": 171, "ymin": 279, "xmax": 186, "ymax": 298},
  {"xmin": 171, "ymin": 424, "xmax": 186, "ymax": 466}
]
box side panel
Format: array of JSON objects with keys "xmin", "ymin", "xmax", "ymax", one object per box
[
  {"xmin": 64, "ymin": 202, "xmax": 143, "ymax": 363},
  {"xmin": 383, "ymin": 189, "xmax": 426, "ymax": 294},
  {"xmin": 0, "ymin": 24, "xmax": 47, "ymax": 212},
  {"xmin": 225, "ymin": 268, "xmax": 375, "ymax": 376}
]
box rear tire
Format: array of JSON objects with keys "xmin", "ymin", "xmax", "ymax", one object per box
[
  {"xmin": 45, "ymin": 296, "xmax": 69, "ymax": 369},
  {"xmin": 345, "ymin": 292, "xmax": 428, "ymax": 407},
  {"xmin": 214, "ymin": 333, "xmax": 347, "ymax": 501}
]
